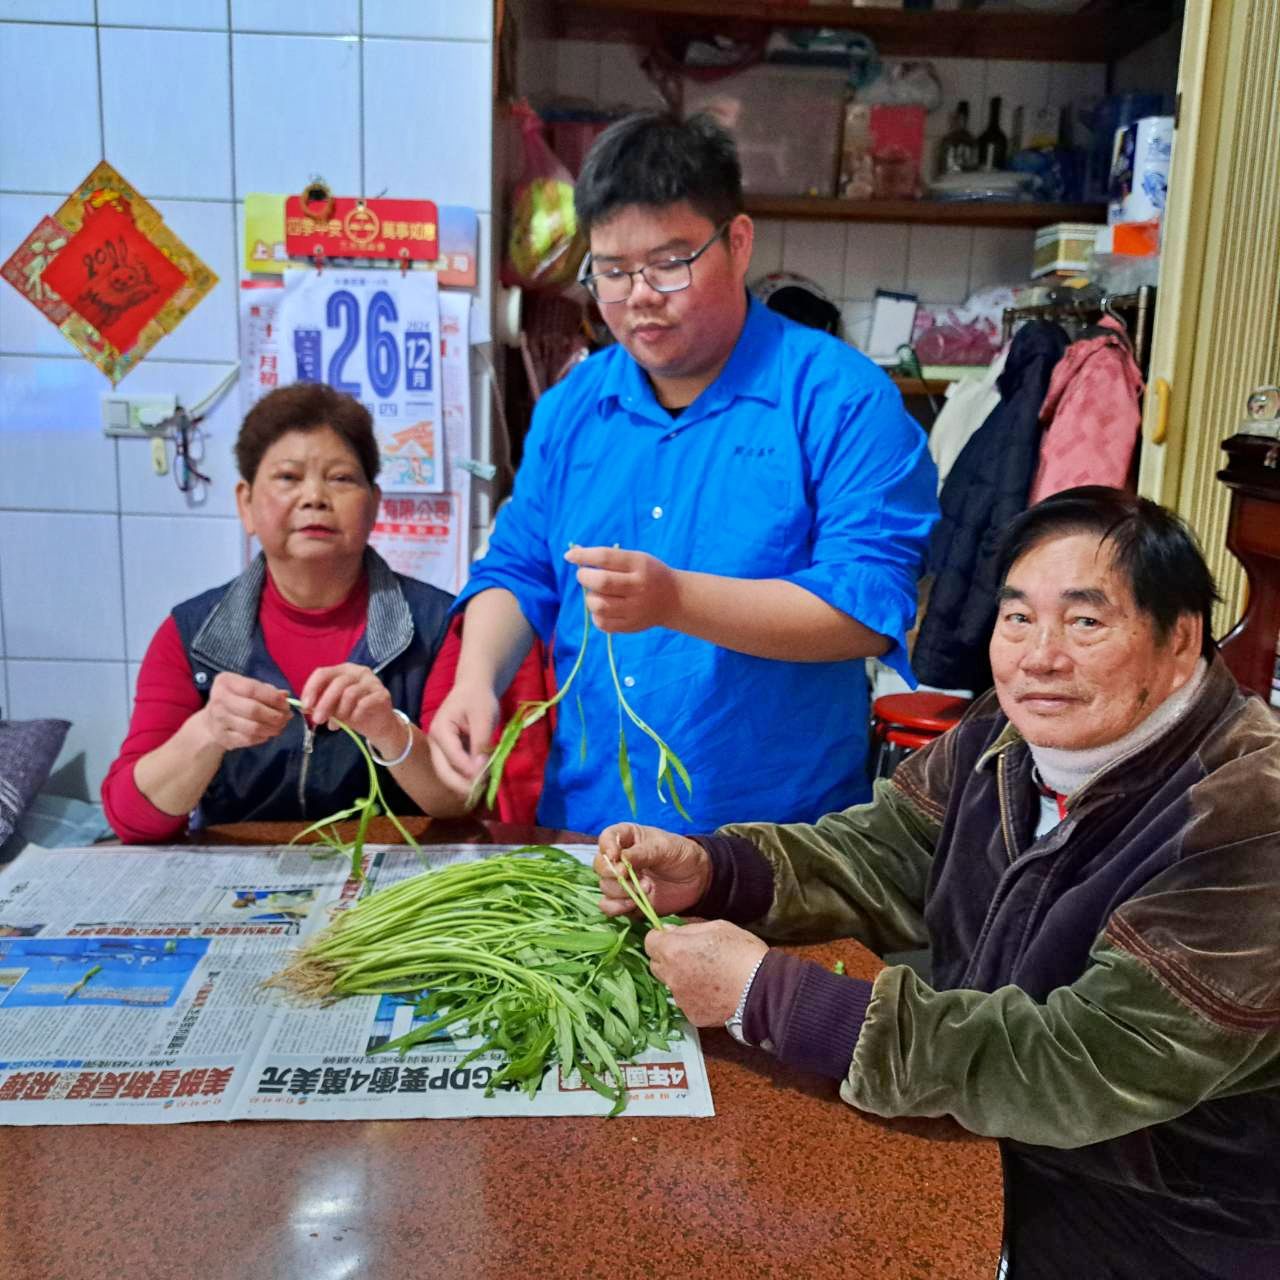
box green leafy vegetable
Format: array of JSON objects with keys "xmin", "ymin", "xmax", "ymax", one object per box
[
  {"xmin": 467, "ymin": 592, "xmax": 592, "ymax": 812},
  {"xmin": 604, "ymin": 633, "xmax": 692, "ymax": 820},
  {"xmin": 607, "ymin": 854, "xmax": 666, "ymax": 933},
  {"xmin": 265, "ymin": 845, "xmax": 681, "ymax": 1115},
  {"xmin": 65, "ymin": 963, "xmax": 102, "ymax": 1000},
  {"xmin": 285, "ymin": 697, "xmax": 421, "ymax": 882},
  {"xmin": 474, "ymin": 587, "xmax": 693, "ymax": 821}
]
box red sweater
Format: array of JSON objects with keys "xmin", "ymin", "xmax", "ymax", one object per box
[{"xmin": 103, "ymin": 573, "xmax": 550, "ymax": 841}]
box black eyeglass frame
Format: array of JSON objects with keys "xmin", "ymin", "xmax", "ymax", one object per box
[{"xmin": 580, "ymin": 220, "xmax": 732, "ymax": 304}]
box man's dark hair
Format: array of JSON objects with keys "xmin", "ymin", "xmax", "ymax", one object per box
[
  {"xmin": 995, "ymin": 486, "xmax": 1219, "ymax": 657},
  {"xmin": 235, "ymin": 383, "xmax": 379, "ymax": 486},
  {"xmin": 574, "ymin": 112, "xmax": 744, "ymax": 233}
]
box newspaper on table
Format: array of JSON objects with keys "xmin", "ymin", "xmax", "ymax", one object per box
[{"xmin": 0, "ymin": 844, "xmax": 714, "ymax": 1126}]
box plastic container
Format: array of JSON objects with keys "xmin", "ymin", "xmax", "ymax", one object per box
[{"xmin": 686, "ymin": 66, "xmax": 845, "ymax": 197}]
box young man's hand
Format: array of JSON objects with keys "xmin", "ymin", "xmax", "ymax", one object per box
[
  {"xmin": 426, "ymin": 681, "xmax": 501, "ymax": 798},
  {"xmin": 565, "ymin": 545, "xmax": 680, "ymax": 633}
]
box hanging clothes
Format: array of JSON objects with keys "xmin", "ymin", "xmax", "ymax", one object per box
[
  {"xmin": 927, "ymin": 347, "xmax": 1009, "ymax": 492},
  {"xmin": 912, "ymin": 320, "xmax": 1070, "ymax": 693},
  {"xmin": 1028, "ymin": 317, "xmax": 1145, "ymax": 503}
]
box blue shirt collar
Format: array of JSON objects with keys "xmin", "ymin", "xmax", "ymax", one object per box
[{"xmin": 600, "ymin": 295, "xmax": 783, "ymax": 424}]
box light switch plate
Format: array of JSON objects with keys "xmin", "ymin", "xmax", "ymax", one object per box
[{"xmin": 101, "ymin": 393, "xmax": 177, "ymax": 437}]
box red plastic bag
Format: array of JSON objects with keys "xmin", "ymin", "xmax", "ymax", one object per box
[{"xmin": 503, "ymin": 101, "xmax": 587, "ymax": 291}]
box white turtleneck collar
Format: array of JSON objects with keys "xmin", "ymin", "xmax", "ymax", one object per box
[{"xmin": 1030, "ymin": 657, "xmax": 1209, "ymax": 801}]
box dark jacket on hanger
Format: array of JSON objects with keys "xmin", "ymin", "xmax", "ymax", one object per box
[{"xmin": 912, "ymin": 320, "xmax": 1070, "ymax": 692}]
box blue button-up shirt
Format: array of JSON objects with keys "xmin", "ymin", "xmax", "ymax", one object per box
[{"xmin": 458, "ymin": 298, "xmax": 938, "ymax": 835}]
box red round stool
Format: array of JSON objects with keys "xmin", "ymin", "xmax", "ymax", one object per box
[{"xmin": 869, "ymin": 692, "xmax": 971, "ymax": 779}]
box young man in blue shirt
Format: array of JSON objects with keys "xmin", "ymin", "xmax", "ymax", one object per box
[{"xmin": 427, "ymin": 113, "xmax": 938, "ymax": 835}]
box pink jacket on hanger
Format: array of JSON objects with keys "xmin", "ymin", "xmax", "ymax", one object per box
[{"xmin": 1028, "ymin": 317, "xmax": 1144, "ymax": 503}]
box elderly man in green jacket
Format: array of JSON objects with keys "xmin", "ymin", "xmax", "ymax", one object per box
[{"xmin": 595, "ymin": 486, "xmax": 1280, "ymax": 1279}]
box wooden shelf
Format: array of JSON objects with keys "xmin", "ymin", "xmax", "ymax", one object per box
[
  {"xmin": 744, "ymin": 196, "xmax": 1105, "ymax": 228},
  {"xmin": 553, "ymin": 0, "xmax": 1177, "ymax": 64}
]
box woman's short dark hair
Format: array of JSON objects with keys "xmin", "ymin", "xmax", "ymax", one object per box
[
  {"xmin": 574, "ymin": 112, "xmax": 744, "ymax": 233},
  {"xmin": 995, "ymin": 486, "xmax": 1219, "ymax": 657},
  {"xmin": 235, "ymin": 383, "xmax": 379, "ymax": 486}
]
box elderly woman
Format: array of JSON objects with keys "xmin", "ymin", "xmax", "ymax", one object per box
[{"xmin": 103, "ymin": 383, "xmax": 544, "ymax": 841}]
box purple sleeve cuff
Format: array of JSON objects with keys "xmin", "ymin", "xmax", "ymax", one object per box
[
  {"xmin": 743, "ymin": 951, "xmax": 872, "ymax": 1080},
  {"xmin": 688, "ymin": 835, "xmax": 775, "ymax": 924}
]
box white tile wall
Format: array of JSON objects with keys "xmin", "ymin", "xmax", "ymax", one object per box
[
  {"xmin": 748, "ymin": 219, "xmax": 785, "ymax": 281},
  {"xmin": 0, "ymin": 512, "xmax": 125, "ymax": 660},
  {"xmin": 364, "ymin": 38, "xmax": 493, "ymax": 209},
  {"xmin": 364, "ymin": 1, "xmax": 494, "ymax": 41},
  {"xmin": 0, "ymin": 9, "xmax": 497, "ymax": 799},
  {"xmin": 0, "ymin": 23, "xmax": 101, "ymax": 193},
  {"xmin": 99, "ymin": 27, "xmax": 234, "ymax": 200},
  {"xmin": 5, "ymin": 659, "xmax": 131, "ymax": 802},
  {"xmin": 780, "ymin": 221, "xmax": 848, "ymax": 290},
  {"xmin": 230, "ymin": 0, "xmax": 358, "ymax": 37},
  {"xmin": 120, "ymin": 514, "xmax": 245, "ymax": 661},
  {"xmin": 907, "ymin": 225, "xmax": 974, "ymax": 304},
  {"xmin": 0, "ymin": 357, "xmax": 121, "ymax": 512},
  {"xmin": 232, "ymin": 34, "xmax": 362, "ymax": 198},
  {"xmin": 146, "ymin": 201, "xmax": 239, "ymax": 363},
  {"xmin": 0, "ymin": 0, "xmax": 94, "ymax": 19},
  {"xmin": 99, "ymin": 0, "xmax": 227, "ymax": 28},
  {"xmin": 844, "ymin": 223, "xmax": 911, "ymax": 299}
]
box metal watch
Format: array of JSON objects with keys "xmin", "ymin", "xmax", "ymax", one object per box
[{"xmin": 724, "ymin": 953, "xmax": 768, "ymax": 1046}]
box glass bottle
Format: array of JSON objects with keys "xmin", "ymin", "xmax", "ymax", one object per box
[
  {"xmin": 935, "ymin": 100, "xmax": 978, "ymax": 177},
  {"xmin": 977, "ymin": 96, "xmax": 1009, "ymax": 172}
]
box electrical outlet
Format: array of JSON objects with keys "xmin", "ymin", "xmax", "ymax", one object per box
[{"xmin": 101, "ymin": 393, "xmax": 177, "ymax": 437}]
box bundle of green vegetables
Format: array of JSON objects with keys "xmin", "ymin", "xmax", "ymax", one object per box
[
  {"xmin": 468, "ymin": 590, "xmax": 693, "ymax": 821},
  {"xmin": 265, "ymin": 845, "xmax": 680, "ymax": 1116}
]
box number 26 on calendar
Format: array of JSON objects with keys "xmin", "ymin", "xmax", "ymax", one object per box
[{"xmin": 307, "ymin": 287, "xmax": 434, "ymax": 399}]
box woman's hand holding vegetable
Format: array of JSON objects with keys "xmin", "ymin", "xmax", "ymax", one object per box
[
  {"xmin": 594, "ymin": 822, "xmax": 711, "ymax": 918},
  {"xmin": 300, "ymin": 662, "xmax": 405, "ymax": 759},
  {"xmin": 134, "ymin": 672, "xmax": 290, "ymax": 820},
  {"xmin": 566, "ymin": 546, "xmax": 680, "ymax": 633},
  {"xmin": 645, "ymin": 920, "xmax": 768, "ymax": 1025},
  {"xmin": 198, "ymin": 672, "xmax": 291, "ymax": 752}
]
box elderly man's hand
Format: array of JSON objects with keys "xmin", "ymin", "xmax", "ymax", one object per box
[
  {"xmin": 565, "ymin": 545, "xmax": 680, "ymax": 633},
  {"xmin": 300, "ymin": 663, "xmax": 408, "ymax": 760},
  {"xmin": 645, "ymin": 921, "xmax": 768, "ymax": 1026},
  {"xmin": 198, "ymin": 672, "xmax": 291, "ymax": 752},
  {"xmin": 594, "ymin": 823, "xmax": 711, "ymax": 918}
]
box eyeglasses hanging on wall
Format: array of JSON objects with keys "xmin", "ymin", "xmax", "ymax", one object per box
[{"xmin": 170, "ymin": 408, "xmax": 210, "ymax": 503}]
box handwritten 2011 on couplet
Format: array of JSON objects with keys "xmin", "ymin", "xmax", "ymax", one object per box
[
  {"xmin": 42, "ymin": 199, "xmax": 186, "ymax": 353},
  {"xmin": 0, "ymin": 160, "xmax": 217, "ymax": 384}
]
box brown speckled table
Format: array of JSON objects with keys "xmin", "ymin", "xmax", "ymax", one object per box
[{"xmin": 0, "ymin": 821, "xmax": 1002, "ymax": 1280}]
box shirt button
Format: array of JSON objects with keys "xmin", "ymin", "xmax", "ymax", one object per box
[
  {"xmin": 651, "ymin": 506, "xmax": 663, "ymax": 519},
  {"xmin": 624, "ymin": 676, "xmax": 636, "ymax": 688}
]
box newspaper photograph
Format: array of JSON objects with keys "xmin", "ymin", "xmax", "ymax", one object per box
[{"xmin": 0, "ymin": 844, "xmax": 714, "ymax": 1126}]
